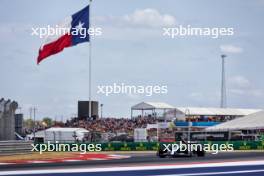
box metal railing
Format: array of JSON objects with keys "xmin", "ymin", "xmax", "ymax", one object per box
[{"xmin": 0, "ymin": 140, "xmax": 32, "ymax": 155}]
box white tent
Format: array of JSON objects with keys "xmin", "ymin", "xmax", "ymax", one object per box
[
  {"xmin": 27, "ymin": 127, "xmax": 89, "ymax": 142},
  {"xmin": 205, "ymin": 110, "xmax": 264, "ymax": 131},
  {"xmin": 131, "ymin": 102, "xmax": 175, "ymax": 118},
  {"xmin": 131, "ymin": 102, "xmax": 175, "ymax": 110},
  {"xmin": 174, "ymin": 107, "xmax": 261, "ymax": 116}
]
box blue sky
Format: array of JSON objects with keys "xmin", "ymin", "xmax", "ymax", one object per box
[{"xmin": 0, "ymin": 0, "xmax": 264, "ymax": 120}]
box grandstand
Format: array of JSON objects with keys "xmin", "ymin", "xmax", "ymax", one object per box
[{"xmin": 22, "ymin": 102, "xmax": 264, "ymax": 143}]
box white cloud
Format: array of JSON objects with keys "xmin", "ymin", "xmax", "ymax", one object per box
[
  {"xmin": 220, "ymin": 44, "xmax": 243, "ymax": 54},
  {"xmin": 228, "ymin": 75, "xmax": 264, "ymax": 97},
  {"xmin": 189, "ymin": 92, "xmax": 204, "ymax": 100},
  {"xmin": 126, "ymin": 93, "xmax": 141, "ymax": 100},
  {"xmin": 94, "ymin": 8, "xmax": 176, "ymax": 28},
  {"xmin": 229, "ymin": 88, "xmax": 263, "ymax": 97},
  {"xmin": 96, "ymin": 26, "xmax": 160, "ymax": 41},
  {"xmin": 229, "ymin": 89, "xmax": 245, "ymax": 95},
  {"xmin": 228, "ymin": 76, "xmax": 251, "ymax": 88},
  {"xmin": 123, "ymin": 8, "xmax": 176, "ymax": 27},
  {"xmin": 93, "ymin": 9, "xmax": 177, "ymax": 41},
  {"xmin": 250, "ymin": 89, "xmax": 264, "ymax": 97},
  {"xmin": 0, "ymin": 23, "xmax": 32, "ymax": 42}
]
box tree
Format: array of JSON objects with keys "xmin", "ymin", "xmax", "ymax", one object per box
[
  {"xmin": 42, "ymin": 117, "xmax": 53, "ymax": 127},
  {"xmin": 24, "ymin": 118, "xmax": 34, "ymax": 129}
]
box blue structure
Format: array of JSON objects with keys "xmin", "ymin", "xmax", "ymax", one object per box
[{"xmin": 175, "ymin": 121, "xmax": 220, "ymax": 127}]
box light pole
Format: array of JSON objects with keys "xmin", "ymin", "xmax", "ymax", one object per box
[
  {"xmin": 29, "ymin": 107, "xmax": 32, "ymax": 125},
  {"xmin": 220, "ymin": 54, "xmax": 227, "ymax": 108},
  {"xmin": 88, "ymin": 0, "xmax": 93, "ymax": 121},
  {"xmin": 185, "ymin": 109, "xmax": 191, "ymax": 142},
  {"xmin": 31, "ymin": 107, "xmax": 37, "ymax": 143}
]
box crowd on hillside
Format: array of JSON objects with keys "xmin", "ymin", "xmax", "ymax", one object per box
[{"xmin": 65, "ymin": 116, "xmax": 158, "ymax": 134}]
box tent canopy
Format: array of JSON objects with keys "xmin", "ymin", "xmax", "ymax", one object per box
[
  {"xmin": 205, "ymin": 110, "xmax": 264, "ymax": 131},
  {"xmin": 27, "ymin": 127, "xmax": 89, "ymax": 139},
  {"xmin": 174, "ymin": 107, "xmax": 261, "ymax": 116},
  {"xmin": 131, "ymin": 102, "xmax": 175, "ymax": 110},
  {"xmin": 45, "ymin": 127, "xmax": 89, "ymax": 132}
]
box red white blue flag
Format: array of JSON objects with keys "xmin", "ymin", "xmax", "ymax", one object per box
[{"xmin": 37, "ymin": 5, "xmax": 89, "ymax": 64}]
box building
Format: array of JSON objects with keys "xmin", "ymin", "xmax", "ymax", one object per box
[
  {"xmin": 166, "ymin": 107, "xmax": 262, "ymax": 130},
  {"xmin": 131, "ymin": 102, "xmax": 262, "ymax": 141},
  {"xmin": 78, "ymin": 101, "xmax": 98, "ymax": 120},
  {"xmin": 0, "ymin": 98, "xmax": 18, "ymax": 140},
  {"xmin": 15, "ymin": 113, "xmax": 23, "ymax": 136}
]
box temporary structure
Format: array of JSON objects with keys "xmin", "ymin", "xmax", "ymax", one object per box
[{"xmin": 206, "ymin": 111, "xmax": 264, "ymax": 131}]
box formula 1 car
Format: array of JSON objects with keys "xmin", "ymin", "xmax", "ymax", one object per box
[{"xmin": 157, "ymin": 139, "xmax": 205, "ymax": 158}]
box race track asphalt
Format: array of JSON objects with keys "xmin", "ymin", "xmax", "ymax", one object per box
[{"xmin": 0, "ymin": 151, "xmax": 264, "ymax": 171}]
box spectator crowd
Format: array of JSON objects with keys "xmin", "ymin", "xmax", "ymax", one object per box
[{"xmin": 65, "ymin": 116, "xmax": 158, "ymax": 134}]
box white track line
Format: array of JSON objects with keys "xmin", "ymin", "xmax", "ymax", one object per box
[
  {"xmin": 155, "ymin": 169, "xmax": 264, "ymax": 176},
  {"xmin": 28, "ymin": 161, "xmax": 51, "ymax": 164},
  {"xmin": 1, "ymin": 160, "xmax": 264, "ymax": 175},
  {"xmin": 88, "ymin": 158, "xmax": 106, "ymax": 160},
  {"xmin": 64, "ymin": 160, "xmax": 83, "ymax": 162},
  {"xmin": 107, "ymin": 154, "xmax": 131, "ymax": 159}
]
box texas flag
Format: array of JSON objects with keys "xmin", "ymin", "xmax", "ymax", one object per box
[{"xmin": 37, "ymin": 5, "xmax": 89, "ymax": 64}]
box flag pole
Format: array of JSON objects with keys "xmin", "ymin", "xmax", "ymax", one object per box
[{"xmin": 88, "ymin": 0, "xmax": 92, "ymax": 120}]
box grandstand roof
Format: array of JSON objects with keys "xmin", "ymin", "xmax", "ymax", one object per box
[
  {"xmin": 205, "ymin": 110, "xmax": 264, "ymax": 131},
  {"xmin": 27, "ymin": 127, "xmax": 89, "ymax": 138},
  {"xmin": 174, "ymin": 107, "xmax": 261, "ymax": 116},
  {"xmin": 45, "ymin": 127, "xmax": 89, "ymax": 132},
  {"xmin": 131, "ymin": 102, "xmax": 175, "ymax": 110}
]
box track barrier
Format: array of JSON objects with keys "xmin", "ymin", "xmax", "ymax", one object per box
[{"xmin": 34, "ymin": 140, "xmax": 264, "ymax": 152}]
